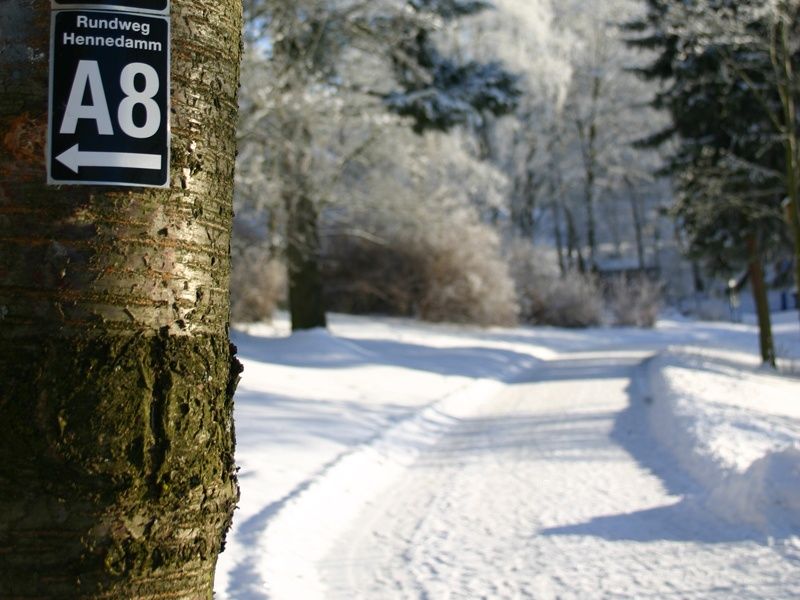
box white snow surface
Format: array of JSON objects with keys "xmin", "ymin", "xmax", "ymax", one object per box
[{"xmin": 215, "ymin": 312, "xmax": 800, "ymax": 599}]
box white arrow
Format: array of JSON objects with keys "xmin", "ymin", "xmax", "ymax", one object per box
[{"xmin": 56, "ymin": 144, "xmax": 162, "ymax": 173}]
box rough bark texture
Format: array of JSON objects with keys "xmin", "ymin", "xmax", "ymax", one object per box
[
  {"xmin": 0, "ymin": 1, "xmax": 243, "ymax": 597},
  {"xmin": 746, "ymin": 235, "xmax": 777, "ymax": 368}
]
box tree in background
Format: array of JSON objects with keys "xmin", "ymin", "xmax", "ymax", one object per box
[
  {"xmin": 627, "ymin": 0, "xmax": 796, "ymax": 365},
  {"xmin": 384, "ymin": 1, "xmax": 521, "ymax": 133},
  {"xmin": 0, "ymin": 1, "xmax": 243, "ymax": 596},
  {"xmin": 235, "ymin": 0, "xmax": 678, "ymax": 330},
  {"xmin": 456, "ymin": 0, "xmax": 667, "ymax": 274},
  {"xmin": 239, "ymin": 0, "xmax": 520, "ymax": 331},
  {"xmin": 681, "ymin": 1, "xmax": 800, "ymax": 328}
]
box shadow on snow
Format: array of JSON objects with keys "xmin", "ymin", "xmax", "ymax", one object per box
[{"xmin": 540, "ymin": 359, "xmax": 767, "ymax": 544}]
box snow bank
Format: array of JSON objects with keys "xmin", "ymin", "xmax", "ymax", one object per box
[{"xmin": 647, "ymin": 347, "xmax": 800, "ymax": 533}]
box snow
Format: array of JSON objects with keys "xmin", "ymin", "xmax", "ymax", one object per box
[
  {"xmin": 215, "ymin": 312, "xmax": 800, "ymax": 599},
  {"xmin": 648, "ymin": 346, "xmax": 800, "ymax": 533}
]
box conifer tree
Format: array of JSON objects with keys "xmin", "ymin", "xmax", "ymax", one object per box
[{"xmin": 627, "ymin": 0, "xmax": 796, "ymax": 365}]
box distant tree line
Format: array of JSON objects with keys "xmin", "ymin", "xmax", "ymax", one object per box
[{"xmin": 235, "ymin": 0, "xmax": 671, "ymax": 332}]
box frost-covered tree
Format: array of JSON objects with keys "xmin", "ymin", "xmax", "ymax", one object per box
[
  {"xmin": 447, "ymin": 0, "xmax": 571, "ymax": 240},
  {"xmin": 455, "ymin": 0, "xmax": 667, "ymax": 274},
  {"xmin": 674, "ymin": 1, "xmax": 800, "ymax": 330},
  {"xmin": 239, "ymin": 0, "xmax": 521, "ymax": 330},
  {"xmin": 384, "ymin": 1, "xmax": 521, "ymax": 133},
  {"xmin": 554, "ymin": 0, "xmax": 667, "ymax": 272}
]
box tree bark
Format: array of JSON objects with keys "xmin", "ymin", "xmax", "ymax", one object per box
[
  {"xmin": 286, "ymin": 191, "xmax": 327, "ymax": 331},
  {"xmin": 746, "ymin": 235, "xmax": 777, "ymax": 368},
  {"xmin": 551, "ymin": 198, "xmax": 566, "ymax": 275},
  {"xmin": 0, "ymin": 2, "xmax": 243, "ymax": 597},
  {"xmin": 281, "ymin": 117, "xmax": 327, "ymax": 332},
  {"xmin": 511, "ymin": 144, "xmax": 537, "ymax": 241},
  {"xmin": 564, "ymin": 204, "xmax": 586, "ymax": 274},
  {"xmin": 576, "ymin": 75, "xmax": 602, "ymax": 272}
]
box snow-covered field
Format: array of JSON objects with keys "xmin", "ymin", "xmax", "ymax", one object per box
[{"xmin": 215, "ymin": 312, "xmax": 800, "ymax": 599}]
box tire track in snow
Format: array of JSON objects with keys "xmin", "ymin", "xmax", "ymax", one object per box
[
  {"xmin": 318, "ymin": 352, "xmax": 800, "ymax": 599},
  {"xmin": 247, "ymin": 378, "xmax": 511, "ymax": 599}
]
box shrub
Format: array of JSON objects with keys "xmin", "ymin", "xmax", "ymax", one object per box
[
  {"xmin": 509, "ymin": 242, "xmax": 603, "ymax": 328},
  {"xmin": 323, "ymin": 237, "xmax": 420, "ymax": 316},
  {"xmin": 323, "ymin": 204, "xmax": 518, "ymax": 327},
  {"xmin": 606, "ymin": 276, "xmax": 662, "ymax": 328},
  {"xmin": 416, "ymin": 219, "xmax": 518, "ymax": 326}
]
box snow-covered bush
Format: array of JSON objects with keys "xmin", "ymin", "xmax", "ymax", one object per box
[
  {"xmin": 607, "ymin": 276, "xmax": 662, "ymax": 328},
  {"xmin": 324, "ymin": 203, "xmax": 518, "ymax": 327},
  {"xmin": 323, "ymin": 237, "xmax": 418, "ymax": 316},
  {"xmin": 417, "ymin": 217, "xmax": 518, "ymax": 326},
  {"xmin": 231, "ymin": 249, "xmax": 287, "ymax": 323},
  {"xmin": 509, "ymin": 242, "xmax": 603, "ymax": 328}
]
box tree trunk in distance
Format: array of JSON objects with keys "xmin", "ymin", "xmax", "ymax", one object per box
[
  {"xmin": 287, "ymin": 192, "xmax": 328, "ymax": 331},
  {"xmin": 0, "ymin": 1, "xmax": 243, "ymax": 597},
  {"xmin": 582, "ymin": 144, "xmax": 597, "ymax": 270},
  {"xmin": 747, "ymin": 235, "xmax": 777, "ymax": 368},
  {"xmin": 282, "ymin": 118, "xmax": 327, "ymax": 332},
  {"xmin": 576, "ymin": 75, "xmax": 601, "ymax": 272},
  {"xmin": 775, "ymin": 17, "xmax": 800, "ymax": 328},
  {"xmin": 564, "ymin": 204, "xmax": 585, "ymax": 273},
  {"xmin": 551, "ymin": 198, "xmax": 566, "ymax": 275},
  {"xmin": 625, "ymin": 177, "xmax": 646, "ymax": 270}
]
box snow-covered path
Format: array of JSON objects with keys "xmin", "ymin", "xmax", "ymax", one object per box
[{"xmin": 318, "ymin": 352, "xmax": 800, "ymax": 599}]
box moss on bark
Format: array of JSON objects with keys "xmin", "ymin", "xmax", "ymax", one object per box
[{"xmin": 0, "ymin": 334, "xmax": 241, "ymax": 598}]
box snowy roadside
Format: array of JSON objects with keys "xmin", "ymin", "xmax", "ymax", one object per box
[
  {"xmin": 214, "ymin": 311, "xmax": 800, "ymax": 598},
  {"xmin": 214, "ymin": 315, "xmax": 549, "ymax": 599},
  {"xmin": 647, "ymin": 346, "xmax": 800, "ymax": 535}
]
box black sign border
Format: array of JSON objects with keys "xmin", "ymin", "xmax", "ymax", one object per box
[
  {"xmin": 50, "ymin": 1, "xmax": 169, "ymax": 16},
  {"xmin": 47, "ymin": 8, "xmax": 171, "ymax": 189}
]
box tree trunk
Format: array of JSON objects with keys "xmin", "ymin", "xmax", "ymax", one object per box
[
  {"xmin": 774, "ymin": 17, "xmax": 800, "ymax": 326},
  {"xmin": 576, "ymin": 75, "xmax": 602, "ymax": 272},
  {"xmin": 583, "ymin": 142, "xmax": 597, "ymax": 270},
  {"xmin": 564, "ymin": 204, "xmax": 586, "ymax": 274},
  {"xmin": 286, "ymin": 192, "xmax": 327, "ymax": 331},
  {"xmin": 747, "ymin": 235, "xmax": 777, "ymax": 368},
  {"xmin": 652, "ymin": 214, "xmax": 662, "ymax": 273},
  {"xmin": 551, "ymin": 198, "xmax": 566, "ymax": 275},
  {"xmin": 0, "ymin": 2, "xmax": 243, "ymax": 598},
  {"xmin": 511, "ymin": 144, "xmax": 537, "ymax": 241},
  {"xmin": 282, "ymin": 119, "xmax": 327, "ymax": 331},
  {"xmin": 625, "ymin": 177, "xmax": 646, "ymax": 270}
]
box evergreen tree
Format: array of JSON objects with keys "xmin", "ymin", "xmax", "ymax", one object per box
[
  {"xmin": 384, "ymin": 0, "xmax": 521, "ymax": 133},
  {"xmin": 627, "ymin": 0, "xmax": 796, "ymax": 366}
]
